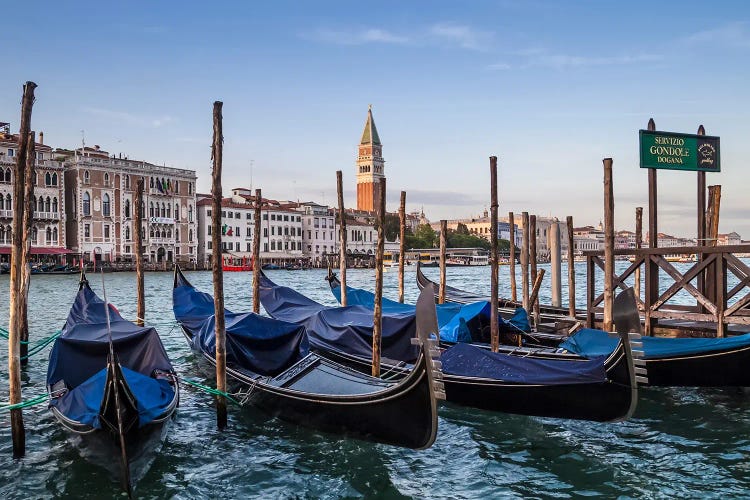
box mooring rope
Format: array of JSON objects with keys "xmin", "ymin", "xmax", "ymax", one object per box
[
  {"xmin": 0, "ymin": 394, "xmax": 49, "ymax": 412},
  {"xmin": 180, "ymin": 378, "xmax": 241, "ymax": 406}
]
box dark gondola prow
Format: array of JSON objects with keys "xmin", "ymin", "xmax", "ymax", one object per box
[
  {"xmin": 412, "ymin": 283, "xmax": 445, "ymax": 447},
  {"xmin": 612, "ymin": 287, "xmax": 648, "ymax": 421}
]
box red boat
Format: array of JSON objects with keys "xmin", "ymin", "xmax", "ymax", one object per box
[{"xmin": 222, "ymin": 255, "xmax": 253, "ymax": 272}]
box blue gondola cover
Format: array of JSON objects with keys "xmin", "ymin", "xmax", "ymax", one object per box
[
  {"xmin": 561, "ymin": 328, "xmax": 750, "ymax": 359},
  {"xmin": 440, "ymin": 343, "xmax": 608, "ymax": 385},
  {"xmin": 47, "ymin": 284, "xmax": 175, "ymax": 429},
  {"xmin": 174, "ymin": 280, "xmax": 309, "ymax": 376}
]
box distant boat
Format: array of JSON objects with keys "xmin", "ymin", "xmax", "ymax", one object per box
[{"xmin": 222, "ymin": 255, "xmax": 253, "ymax": 272}]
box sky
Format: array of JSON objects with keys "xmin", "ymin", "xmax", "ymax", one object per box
[{"xmin": 2, "ymin": 1, "xmax": 750, "ymax": 238}]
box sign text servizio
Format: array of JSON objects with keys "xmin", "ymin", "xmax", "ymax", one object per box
[{"xmin": 639, "ymin": 130, "xmax": 720, "ymax": 172}]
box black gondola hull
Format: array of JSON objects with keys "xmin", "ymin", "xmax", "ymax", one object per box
[{"xmin": 643, "ymin": 345, "xmax": 750, "ymax": 387}]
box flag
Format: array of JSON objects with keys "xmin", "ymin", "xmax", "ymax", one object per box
[{"xmin": 222, "ymin": 224, "xmax": 228, "ymax": 235}]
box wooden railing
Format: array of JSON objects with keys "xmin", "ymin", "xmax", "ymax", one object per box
[{"xmin": 585, "ymin": 244, "xmax": 750, "ymax": 337}]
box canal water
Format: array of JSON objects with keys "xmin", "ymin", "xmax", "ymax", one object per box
[{"xmin": 1, "ymin": 265, "xmax": 749, "ymax": 498}]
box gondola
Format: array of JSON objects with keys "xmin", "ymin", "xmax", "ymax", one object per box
[
  {"xmin": 258, "ymin": 270, "xmax": 644, "ymax": 422},
  {"xmin": 416, "ymin": 263, "xmax": 750, "ymax": 387},
  {"xmin": 46, "ymin": 271, "xmax": 179, "ymax": 496},
  {"xmin": 172, "ymin": 265, "xmax": 443, "ymax": 449}
]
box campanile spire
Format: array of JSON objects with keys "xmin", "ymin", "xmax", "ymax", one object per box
[{"xmin": 356, "ymin": 106, "xmax": 385, "ymax": 211}]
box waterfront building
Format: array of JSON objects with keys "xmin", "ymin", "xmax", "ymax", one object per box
[
  {"xmin": 297, "ymin": 201, "xmax": 337, "ymax": 267},
  {"xmin": 196, "ymin": 188, "xmax": 303, "ymax": 268},
  {"xmin": 0, "ymin": 124, "xmax": 67, "ymax": 262},
  {"xmin": 717, "ymin": 232, "xmax": 742, "ymax": 246},
  {"xmin": 61, "ymin": 145, "xmax": 197, "ymax": 264},
  {"xmin": 356, "ymin": 106, "xmax": 385, "ymax": 212}
]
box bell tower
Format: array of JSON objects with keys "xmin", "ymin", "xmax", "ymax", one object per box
[{"xmin": 356, "ymin": 105, "xmax": 385, "ymax": 212}]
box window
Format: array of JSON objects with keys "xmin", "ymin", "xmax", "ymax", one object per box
[
  {"xmin": 161, "ymin": 203, "xmax": 166, "ymax": 217},
  {"xmin": 174, "ymin": 180, "xmax": 179, "ymax": 193},
  {"xmin": 263, "ymin": 214, "xmax": 268, "ymax": 221},
  {"xmin": 37, "ymin": 195, "xmax": 42, "ymax": 212},
  {"xmin": 307, "ymin": 230, "xmax": 312, "ymax": 239},
  {"xmin": 45, "ymin": 197, "xmax": 51, "ymax": 212},
  {"xmin": 271, "ymin": 227, "xmax": 275, "ymax": 236},
  {"xmin": 264, "ymin": 243, "xmax": 268, "ymax": 252},
  {"xmin": 235, "ymin": 226, "xmax": 240, "ymax": 237},
  {"xmin": 125, "ymin": 245, "xmax": 131, "ymax": 254},
  {"xmin": 284, "ymin": 215, "xmax": 289, "ymax": 222},
  {"xmin": 246, "ymin": 213, "xmax": 252, "ymax": 220},
  {"xmin": 125, "ymin": 226, "xmax": 131, "ymax": 240},
  {"xmin": 189, "ymin": 229, "xmax": 193, "ymax": 242},
  {"xmin": 263, "ymin": 228, "xmax": 268, "ymax": 237},
  {"xmin": 175, "ymin": 203, "xmax": 179, "ymax": 221},
  {"xmin": 125, "ymin": 175, "xmax": 130, "ymax": 189},
  {"xmin": 83, "ymin": 192, "xmax": 91, "ymax": 216},
  {"xmin": 188, "ymin": 205, "xmax": 193, "ymax": 222},
  {"xmin": 284, "ymin": 227, "xmax": 289, "ymax": 236},
  {"xmin": 84, "ymin": 224, "xmax": 90, "ymax": 238},
  {"xmin": 31, "ymin": 227, "xmax": 37, "ymax": 244},
  {"xmin": 46, "ymin": 227, "xmax": 52, "ymax": 244},
  {"xmin": 271, "ymin": 214, "xmax": 275, "ymax": 221},
  {"xmin": 247, "ymin": 243, "xmax": 251, "ymax": 252},
  {"xmin": 124, "ymin": 199, "xmax": 131, "ymax": 218},
  {"xmin": 104, "ymin": 224, "xmax": 110, "ymax": 239},
  {"xmin": 104, "ymin": 173, "xmax": 110, "ymax": 186},
  {"xmin": 208, "ymin": 241, "xmax": 212, "ymax": 250},
  {"xmin": 235, "ymin": 242, "xmax": 240, "ymax": 251},
  {"xmin": 45, "ymin": 172, "xmax": 51, "ymax": 186},
  {"xmin": 246, "ymin": 227, "xmax": 252, "ymax": 237},
  {"xmin": 83, "ymin": 170, "xmax": 90, "ymax": 184},
  {"xmin": 235, "ymin": 212, "xmax": 240, "ymax": 219},
  {"xmin": 207, "ymin": 225, "xmax": 212, "ymax": 235},
  {"xmin": 228, "ymin": 211, "xmax": 233, "ymax": 219},
  {"xmin": 150, "ymin": 177, "xmax": 154, "ymax": 188},
  {"xmin": 271, "ymin": 241, "xmax": 276, "ymax": 251},
  {"xmin": 188, "ymin": 182, "xmax": 192, "ymax": 195},
  {"xmin": 166, "ymin": 203, "xmax": 171, "ymax": 218},
  {"xmin": 207, "ymin": 209, "xmax": 211, "ymax": 217},
  {"xmin": 149, "ymin": 202, "xmax": 154, "ymax": 218},
  {"xmin": 8, "ymin": 148, "xmax": 14, "ymax": 157},
  {"xmin": 102, "ymin": 194, "xmax": 111, "ymax": 216},
  {"xmin": 52, "ymin": 197, "xmax": 58, "ymax": 213}
]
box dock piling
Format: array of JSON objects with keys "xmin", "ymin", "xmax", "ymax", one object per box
[
  {"xmin": 634, "ymin": 207, "xmax": 643, "ymax": 301},
  {"xmin": 508, "ymin": 211, "xmax": 517, "ymax": 302},
  {"xmin": 603, "ymin": 158, "xmax": 615, "ymax": 332},
  {"xmin": 253, "ymin": 188, "xmax": 262, "ymax": 313},
  {"xmin": 398, "ymin": 191, "xmax": 406, "ymax": 303},
  {"xmin": 210, "ymin": 101, "xmax": 227, "ymax": 429},
  {"xmin": 550, "ymin": 220, "xmax": 561, "ymax": 307},
  {"xmin": 134, "ymin": 179, "xmax": 145, "ymax": 326},
  {"xmin": 566, "ymin": 216, "xmax": 575, "ymax": 318},
  {"xmin": 19, "ymin": 132, "xmax": 35, "ymax": 366},
  {"xmin": 529, "ymin": 215, "xmax": 539, "ymax": 322},
  {"xmin": 521, "ymin": 212, "xmax": 530, "ymax": 310},
  {"xmin": 372, "ymin": 178, "xmax": 386, "ymax": 377},
  {"xmin": 489, "ymin": 157, "xmax": 499, "ymax": 352},
  {"xmin": 336, "ymin": 171, "xmax": 347, "ymax": 306},
  {"xmin": 439, "ymin": 220, "xmax": 447, "ymax": 304}
]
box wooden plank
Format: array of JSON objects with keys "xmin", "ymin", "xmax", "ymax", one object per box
[{"xmin": 652, "ymin": 255, "xmax": 716, "ymax": 315}]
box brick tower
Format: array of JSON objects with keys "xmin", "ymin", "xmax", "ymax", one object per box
[{"xmin": 356, "ymin": 105, "xmax": 385, "ymax": 212}]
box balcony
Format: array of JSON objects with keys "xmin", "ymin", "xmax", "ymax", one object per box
[
  {"xmin": 149, "ymin": 237, "xmax": 175, "ymax": 245},
  {"xmin": 34, "ymin": 211, "xmax": 60, "ymax": 220},
  {"xmin": 0, "ymin": 209, "xmax": 12, "ymax": 218}
]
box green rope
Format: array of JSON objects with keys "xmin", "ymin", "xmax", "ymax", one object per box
[
  {"xmin": 0, "ymin": 394, "xmax": 48, "ymax": 412},
  {"xmin": 0, "ymin": 327, "xmax": 61, "ymax": 348},
  {"xmin": 181, "ymin": 378, "xmax": 241, "ymax": 406}
]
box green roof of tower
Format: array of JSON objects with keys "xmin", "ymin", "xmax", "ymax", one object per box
[{"xmin": 360, "ymin": 105, "xmax": 381, "ymax": 145}]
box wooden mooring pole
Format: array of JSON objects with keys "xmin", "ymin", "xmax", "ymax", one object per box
[
  {"xmin": 634, "ymin": 207, "xmax": 643, "ymax": 302},
  {"xmin": 645, "ymin": 118, "xmax": 658, "ymax": 335},
  {"xmin": 372, "ymin": 178, "xmax": 386, "ymax": 377},
  {"xmin": 529, "ymin": 215, "xmax": 539, "ymax": 323},
  {"xmin": 253, "ymin": 188, "xmax": 262, "ymax": 313},
  {"xmin": 706, "ymin": 185, "xmax": 724, "ymax": 337},
  {"xmin": 19, "ymin": 132, "xmax": 35, "ymax": 366},
  {"xmin": 550, "ymin": 220, "xmax": 561, "ymax": 307},
  {"xmin": 439, "ymin": 220, "xmax": 447, "ymax": 304},
  {"xmin": 566, "ymin": 216, "xmax": 575, "ymax": 317},
  {"xmin": 508, "ymin": 212, "xmax": 517, "ymax": 303},
  {"xmin": 134, "ymin": 179, "xmax": 145, "ymax": 326},
  {"xmin": 603, "ymin": 158, "xmax": 615, "ymax": 332},
  {"xmin": 336, "ymin": 171, "xmax": 347, "ymax": 306},
  {"xmin": 9, "ymin": 81, "xmax": 36, "ymax": 457},
  {"xmin": 521, "ymin": 212, "xmax": 530, "ymax": 310},
  {"xmin": 398, "ymin": 191, "xmax": 406, "ymax": 303},
  {"xmin": 489, "ymin": 156, "xmax": 499, "ymax": 352},
  {"xmin": 211, "ymin": 101, "xmax": 227, "ymax": 429}
]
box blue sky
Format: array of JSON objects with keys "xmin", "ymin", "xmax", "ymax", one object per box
[{"xmin": 2, "ymin": 1, "xmax": 750, "ymax": 237}]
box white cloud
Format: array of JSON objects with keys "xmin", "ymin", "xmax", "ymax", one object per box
[
  {"xmin": 308, "ymin": 28, "xmax": 409, "ymax": 46},
  {"xmin": 486, "ymin": 62, "xmax": 512, "ymax": 70},
  {"xmin": 684, "ymin": 22, "xmax": 750, "ymax": 49},
  {"xmin": 429, "ymin": 22, "xmax": 492, "ymax": 51},
  {"xmin": 523, "ymin": 52, "xmax": 662, "ymax": 69}
]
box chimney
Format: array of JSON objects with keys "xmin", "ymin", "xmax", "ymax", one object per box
[
  {"xmin": 94, "ymin": 145, "xmax": 100, "ymax": 151},
  {"xmin": 39, "ymin": 131, "xmax": 44, "ymax": 145}
]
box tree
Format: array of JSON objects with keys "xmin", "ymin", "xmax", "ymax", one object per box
[{"xmin": 456, "ymin": 223, "xmax": 470, "ymax": 235}]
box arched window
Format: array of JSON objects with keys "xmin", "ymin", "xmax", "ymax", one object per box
[
  {"xmin": 0, "ymin": 225, "xmax": 4, "ymax": 244},
  {"xmin": 37, "ymin": 195, "xmax": 43, "ymax": 212},
  {"xmin": 45, "ymin": 172, "xmax": 51, "ymax": 186},
  {"xmin": 140, "ymin": 201, "xmax": 145, "ymax": 218},
  {"xmin": 175, "ymin": 203, "xmax": 179, "ymax": 221},
  {"xmin": 31, "ymin": 227, "xmax": 37, "ymax": 244},
  {"xmin": 102, "ymin": 194, "xmax": 111, "ymax": 216},
  {"xmin": 6, "ymin": 194, "xmax": 11, "ymax": 210},
  {"xmin": 83, "ymin": 192, "xmax": 91, "ymax": 216},
  {"xmin": 189, "ymin": 229, "xmax": 193, "ymax": 242},
  {"xmin": 174, "ymin": 180, "xmax": 179, "ymax": 193},
  {"xmin": 104, "ymin": 173, "xmax": 110, "ymax": 186},
  {"xmin": 161, "ymin": 202, "xmax": 166, "ymax": 218},
  {"xmin": 51, "ymin": 173, "xmax": 57, "ymax": 186},
  {"xmin": 3, "ymin": 168, "xmax": 10, "ymax": 183},
  {"xmin": 167, "ymin": 228, "xmax": 172, "ymax": 239},
  {"xmin": 45, "ymin": 197, "xmax": 51, "ymax": 213},
  {"xmin": 150, "ymin": 177, "xmax": 154, "ymax": 188},
  {"xmin": 175, "ymin": 228, "xmax": 179, "ymax": 241},
  {"xmin": 125, "ymin": 175, "xmax": 130, "ymax": 189},
  {"xmin": 161, "ymin": 229, "xmax": 166, "ymax": 238},
  {"xmin": 125, "ymin": 226, "xmax": 131, "ymax": 241},
  {"xmin": 166, "ymin": 204, "xmax": 171, "ymax": 218},
  {"xmin": 124, "ymin": 199, "xmax": 131, "ymax": 218},
  {"xmin": 149, "ymin": 228, "xmax": 154, "ymax": 238},
  {"xmin": 52, "ymin": 227, "xmax": 58, "ymax": 243},
  {"xmin": 188, "ymin": 205, "xmax": 193, "ymax": 222},
  {"xmin": 46, "ymin": 227, "xmax": 52, "ymax": 244},
  {"xmin": 149, "ymin": 202, "xmax": 154, "ymax": 218},
  {"xmin": 52, "ymin": 197, "xmax": 58, "ymax": 213},
  {"xmin": 84, "ymin": 170, "xmax": 90, "ymax": 184}
]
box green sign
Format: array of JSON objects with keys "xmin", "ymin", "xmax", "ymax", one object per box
[{"xmin": 639, "ymin": 130, "xmax": 720, "ymax": 172}]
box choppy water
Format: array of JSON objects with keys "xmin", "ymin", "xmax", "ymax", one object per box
[{"xmin": 1, "ymin": 265, "xmax": 749, "ymax": 499}]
